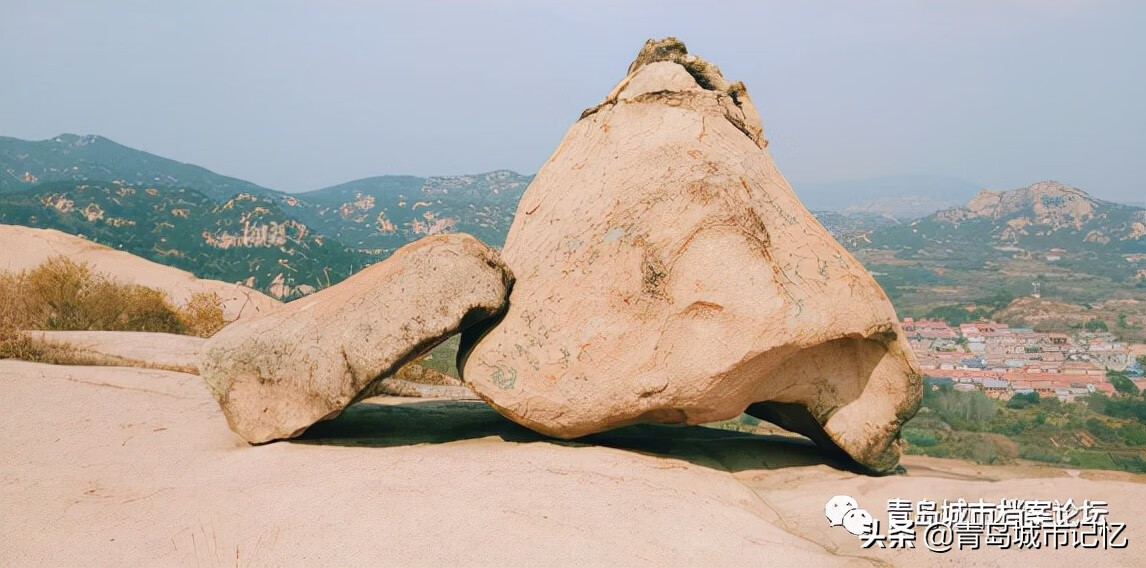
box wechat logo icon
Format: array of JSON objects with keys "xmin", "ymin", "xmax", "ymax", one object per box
[{"xmin": 825, "ymin": 495, "xmax": 876, "ymax": 536}]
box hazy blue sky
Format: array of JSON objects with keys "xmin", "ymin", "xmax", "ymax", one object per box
[{"xmin": 2, "ymin": 1, "xmax": 1143, "ymax": 202}]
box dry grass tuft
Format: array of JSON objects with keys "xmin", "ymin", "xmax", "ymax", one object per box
[
  {"xmin": 0, "ymin": 256, "xmax": 225, "ymax": 367},
  {"xmin": 177, "ymin": 291, "xmax": 227, "ymax": 337},
  {"xmin": 0, "ymin": 330, "xmax": 198, "ymax": 374},
  {"xmin": 0, "ymin": 256, "xmax": 224, "ymax": 337}
]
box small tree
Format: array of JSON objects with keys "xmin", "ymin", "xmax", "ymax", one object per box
[
  {"xmin": 1085, "ymin": 392, "xmax": 1110, "ymax": 414},
  {"xmin": 1006, "ymin": 391, "xmax": 1041, "ymax": 409},
  {"xmin": 1109, "ymin": 370, "xmax": 1139, "ymax": 396}
]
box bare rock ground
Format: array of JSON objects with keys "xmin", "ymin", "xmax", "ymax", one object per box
[
  {"xmin": 2, "ymin": 354, "xmax": 1143, "ymax": 566},
  {"xmin": 1, "ymin": 360, "xmax": 859, "ymax": 566},
  {"xmin": 27, "ymin": 330, "xmax": 203, "ymax": 370}
]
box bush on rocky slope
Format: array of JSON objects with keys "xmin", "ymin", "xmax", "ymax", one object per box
[{"xmin": 0, "ymin": 256, "xmax": 225, "ymax": 339}]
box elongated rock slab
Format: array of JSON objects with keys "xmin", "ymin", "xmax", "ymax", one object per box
[
  {"xmin": 460, "ymin": 38, "xmax": 922, "ymax": 473},
  {"xmin": 201, "ymin": 234, "xmax": 512, "ymax": 443}
]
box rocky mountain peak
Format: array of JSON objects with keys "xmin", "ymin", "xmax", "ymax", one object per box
[
  {"xmin": 945, "ymin": 180, "xmax": 1099, "ymax": 227},
  {"xmin": 50, "ymin": 133, "xmax": 107, "ymax": 149},
  {"xmin": 1026, "ymin": 179, "xmax": 1082, "ymax": 194}
]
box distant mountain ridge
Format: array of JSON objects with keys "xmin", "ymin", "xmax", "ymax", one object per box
[
  {"xmin": 0, "ymin": 180, "xmax": 365, "ymax": 297},
  {"xmin": 0, "ymin": 133, "xmax": 534, "ymax": 256},
  {"xmin": 937, "ymin": 181, "xmax": 1129, "ymax": 228},
  {"xmin": 843, "ymin": 196, "xmax": 959, "ymax": 220},
  {"xmin": 0, "ymin": 134, "xmax": 277, "ymax": 201},
  {"xmin": 793, "ymin": 174, "xmax": 984, "ymax": 218},
  {"xmin": 844, "ymin": 181, "xmax": 1145, "ymax": 322},
  {"xmin": 0, "ymin": 134, "xmax": 538, "ymax": 295},
  {"xmin": 2, "ymin": 134, "xmax": 1140, "ymax": 310},
  {"xmin": 286, "ymin": 169, "xmax": 532, "ymax": 256},
  {"xmin": 876, "ymin": 180, "xmax": 1145, "ymax": 258}
]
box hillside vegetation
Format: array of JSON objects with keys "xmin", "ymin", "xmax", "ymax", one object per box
[
  {"xmin": 903, "ymin": 377, "xmax": 1146, "ymax": 473},
  {"xmin": 839, "ymin": 182, "xmax": 1146, "ymax": 338},
  {"xmin": 288, "ymin": 170, "xmax": 532, "ymax": 256},
  {"xmin": 0, "ymin": 181, "xmax": 365, "ymax": 295}
]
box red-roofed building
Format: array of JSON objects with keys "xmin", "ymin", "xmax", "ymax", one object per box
[
  {"xmin": 903, "ymin": 318, "xmax": 958, "ymax": 339},
  {"xmin": 1061, "ymin": 361, "xmax": 1105, "ymax": 376}
]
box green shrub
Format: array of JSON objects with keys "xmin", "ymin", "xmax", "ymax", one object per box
[
  {"xmin": 926, "ymin": 446, "xmax": 950, "ymax": 458},
  {"xmin": 989, "ymin": 416, "xmax": 1028, "ymax": 436},
  {"xmin": 1064, "ymin": 450, "xmax": 1118, "ymax": 470},
  {"xmin": 1019, "ymin": 445, "xmax": 1067, "ymax": 464},
  {"xmin": 1086, "ymin": 418, "xmax": 1119, "ymax": 443},
  {"xmin": 1108, "ymin": 370, "xmax": 1139, "ymax": 396},
  {"xmin": 1006, "ymin": 391, "xmax": 1041, "ymax": 409},
  {"xmin": 903, "ymin": 428, "xmax": 939, "ymax": 447},
  {"xmin": 1119, "ymin": 423, "xmax": 1146, "ymax": 446},
  {"xmin": 1110, "ymin": 454, "xmax": 1146, "ymax": 473}
]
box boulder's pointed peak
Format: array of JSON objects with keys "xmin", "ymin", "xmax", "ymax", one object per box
[
  {"xmin": 625, "ymin": 37, "xmax": 728, "ymax": 91},
  {"xmin": 628, "ymin": 37, "xmax": 688, "ymax": 69},
  {"xmin": 583, "ymin": 37, "xmax": 767, "ymax": 149}
]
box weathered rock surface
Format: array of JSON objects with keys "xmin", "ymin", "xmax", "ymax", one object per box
[
  {"xmin": 460, "ymin": 38, "xmax": 922, "ymax": 472},
  {"xmin": 27, "ymin": 330, "xmax": 203, "ymax": 371},
  {"xmin": 200, "ymin": 233, "xmax": 512, "ymax": 443},
  {"xmin": 366, "ymin": 377, "xmax": 479, "ymax": 400},
  {"xmin": 3, "ymin": 359, "xmax": 1143, "ymax": 567},
  {"xmin": 0, "ymin": 223, "xmax": 278, "ymax": 322}
]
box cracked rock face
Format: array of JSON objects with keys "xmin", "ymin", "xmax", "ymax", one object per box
[
  {"xmin": 200, "ymin": 234, "xmax": 513, "ymax": 444},
  {"xmin": 459, "ymin": 38, "xmax": 922, "ymax": 473}
]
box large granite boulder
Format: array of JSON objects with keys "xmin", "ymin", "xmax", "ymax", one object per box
[
  {"xmin": 200, "ymin": 234, "xmax": 512, "ymax": 443},
  {"xmin": 460, "ymin": 38, "xmax": 922, "ymax": 473}
]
